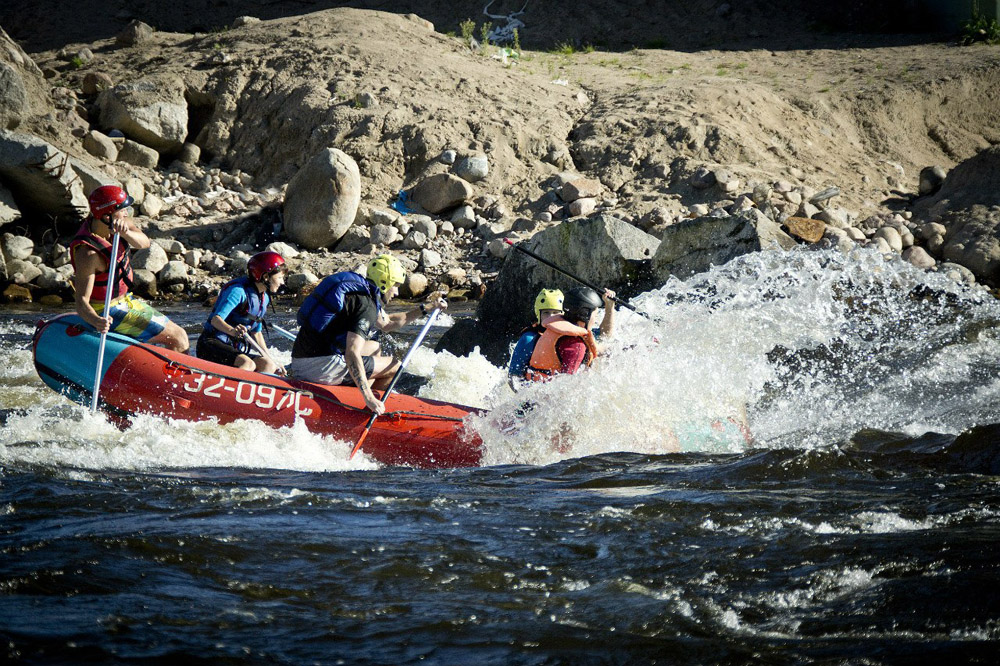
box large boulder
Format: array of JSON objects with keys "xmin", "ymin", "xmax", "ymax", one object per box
[
  {"xmin": 439, "ymin": 214, "xmax": 660, "ymax": 363},
  {"xmin": 938, "ymin": 205, "xmax": 1000, "ymax": 284},
  {"xmin": 0, "ymin": 27, "xmax": 47, "ymax": 130},
  {"xmin": 651, "ymin": 208, "xmax": 796, "ymax": 282},
  {"xmin": 0, "ymin": 130, "xmax": 89, "ymax": 218},
  {"xmin": 283, "ymin": 148, "xmax": 361, "ymax": 250},
  {"xmin": 95, "ymin": 75, "xmax": 188, "ymax": 154},
  {"xmin": 409, "ymin": 173, "xmax": 473, "ymax": 214}
]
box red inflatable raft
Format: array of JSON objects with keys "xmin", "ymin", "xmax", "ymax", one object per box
[{"xmin": 32, "ymin": 314, "xmax": 484, "ymax": 468}]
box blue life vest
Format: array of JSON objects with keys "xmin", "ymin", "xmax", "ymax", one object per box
[
  {"xmin": 296, "ymin": 271, "xmax": 382, "ymax": 354},
  {"xmin": 203, "ymin": 277, "xmax": 270, "ymax": 352},
  {"xmin": 508, "ymin": 325, "xmax": 544, "ymax": 378}
]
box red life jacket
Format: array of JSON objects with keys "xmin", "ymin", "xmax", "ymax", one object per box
[
  {"xmin": 525, "ymin": 315, "xmax": 600, "ymax": 382},
  {"xmin": 69, "ymin": 219, "xmax": 133, "ymax": 302}
]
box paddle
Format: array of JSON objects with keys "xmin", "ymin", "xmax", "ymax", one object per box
[
  {"xmin": 502, "ymin": 238, "xmax": 650, "ymax": 319},
  {"xmin": 90, "ymin": 233, "xmax": 121, "ymax": 413},
  {"xmin": 241, "ymin": 331, "xmax": 286, "ymax": 376},
  {"xmin": 272, "ymin": 324, "xmax": 297, "ymax": 341},
  {"xmin": 349, "ymin": 307, "xmax": 441, "ymax": 459}
]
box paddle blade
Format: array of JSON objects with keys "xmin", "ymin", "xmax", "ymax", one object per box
[{"xmin": 349, "ymin": 412, "xmax": 378, "ymax": 459}]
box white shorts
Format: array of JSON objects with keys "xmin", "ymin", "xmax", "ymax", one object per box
[{"xmin": 288, "ymin": 354, "xmax": 375, "ymax": 385}]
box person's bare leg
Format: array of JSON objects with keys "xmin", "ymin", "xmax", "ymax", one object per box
[{"xmin": 149, "ymin": 321, "xmax": 189, "ymax": 352}]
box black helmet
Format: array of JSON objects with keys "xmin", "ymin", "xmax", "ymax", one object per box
[{"xmin": 563, "ymin": 287, "xmax": 603, "ymax": 322}]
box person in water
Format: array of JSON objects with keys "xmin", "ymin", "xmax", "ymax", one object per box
[
  {"xmin": 524, "ymin": 286, "xmax": 617, "ymax": 381},
  {"xmin": 290, "ymin": 254, "xmax": 447, "ymax": 416},
  {"xmin": 197, "ymin": 251, "xmax": 286, "ymax": 374},
  {"xmin": 71, "ymin": 185, "xmax": 189, "ymax": 352},
  {"xmin": 508, "ymin": 288, "xmax": 564, "ymax": 389}
]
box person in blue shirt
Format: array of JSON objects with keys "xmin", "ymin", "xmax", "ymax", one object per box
[
  {"xmin": 508, "ymin": 288, "xmax": 563, "ymax": 390},
  {"xmin": 197, "ymin": 251, "xmax": 286, "ymax": 374}
]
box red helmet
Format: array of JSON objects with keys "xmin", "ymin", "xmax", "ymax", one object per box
[
  {"xmin": 88, "ymin": 185, "xmax": 134, "ymax": 220},
  {"xmin": 247, "ymin": 251, "xmax": 285, "ymax": 282}
]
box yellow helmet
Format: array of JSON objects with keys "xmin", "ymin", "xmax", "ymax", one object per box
[
  {"xmin": 367, "ymin": 254, "xmax": 405, "ymax": 295},
  {"xmin": 534, "ymin": 288, "xmax": 564, "ymax": 321}
]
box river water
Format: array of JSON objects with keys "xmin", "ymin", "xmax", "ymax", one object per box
[{"xmin": 1, "ymin": 249, "xmax": 998, "ymax": 664}]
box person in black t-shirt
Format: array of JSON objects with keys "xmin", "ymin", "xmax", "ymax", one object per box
[{"xmin": 290, "ymin": 255, "xmax": 446, "ymax": 415}]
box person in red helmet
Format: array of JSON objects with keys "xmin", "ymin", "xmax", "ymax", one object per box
[
  {"xmin": 71, "ymin": 185, "xmax": 189, "ymax": 352},
  {"xmin": 197, "ymin": 251, "xmax": 287, "ymax": 374}
]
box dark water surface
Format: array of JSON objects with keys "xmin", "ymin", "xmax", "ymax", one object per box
[
  {"xmin": 3, "ymin": 251, "xmax": 1000, "ymax": 663},
  {"xmin": 3, "ymin": 443, "xmax": 999, "ymax": 665}
]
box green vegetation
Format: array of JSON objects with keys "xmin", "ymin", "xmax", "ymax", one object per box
[
  {"xmin": 459, "ymin": 18, "xmax": 475, "ymax": 47},
  {"xmin": 512, "ymin": 28, "xmax": 521, "ymax": 58},
  {"xmin": 480, "ymin": 21, "xmax": 493, "ymax": 51},
  {"xmin": 960, "ymin": 5, "xmax": 1000, "ymax": 45},
  {"xmin": 69, "ymin": 56, "xmax": 85, "ymax": 69},
  {"xmin": 716, "ymin": 67, "xmax": 728, "ymax": 76},
  {"xmin": 550, "ymin": 42, "xmax": 594, "ymax": 55}
]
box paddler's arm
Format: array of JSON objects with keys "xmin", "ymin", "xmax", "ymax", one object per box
[
  {"xmin": 380, "ymin": 292, "xmax": 448, "ymax": 333},
  {"xmin": 598, "ymin": 288, "xmax": 617, "ymax": 339},
  {"xmin": 209, "ymin": 314, "xmax": 248, "ymax": 340},
  {"xmin": 72, "ymin": 247, "xmax": 111, "ymax": 333},
  {"xmin": 110, "ymin": 215, "xmax": 151, "ymax": 250},
  {"xmin": 344, "ymin": 331, "xmax": 384, "ymax": 415}
]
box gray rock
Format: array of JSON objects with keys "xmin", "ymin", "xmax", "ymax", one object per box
[
  {"xmin": 183, "ymin": 249, "xmax": 202, "ymax": 268},
  {"xmin": 400, "ymin": 272, "xmax": 428, "ymax": 298},
  {"xmin": 939, "ymin": 205, "xmax": 1000, "ymax": 282},
  {"xmin": 486, "ymin": 238, "xmax": 510, "ymax": 259},
  {"xmin": 157, "ymin": 260, "xmax": 188, "ymax": 285},
  {"xmin": 82, "ymin": 72, "xmax": 114, "ymax": 95},
  {"xmin": 403, "ymin": 229, "xmax": 428, "ymax": 250},
  {"xmin": 568, "ymin": 197, "xmax": 597, "ymax": 217},
  {"xmin": 0, "ymin": 182, "xmax": 18, "ymax": 224},
  {"xmin": 451, "ymin": 204, "xmax": 477, "ymax": 229},
  {"xmin": 816, "ymin": 207, "xmax": 850, "ymax": 229},
  {"xmin": 0, "ymin": 130, "xmax": 89, "ymax": 217},
  {"xmin": 283, "ymin": 148, "xmax": 361, "ymax": 249},
  {"xmin": 131, "ymin": 242, "xmax": 169, "ymax": 273},
  {"xmin": 83, "ymin": 130, "xmax": 118, "ymax": 160},
  {"xmin": 117, "ymin": 139, "xmax": 159, "ymax": 168},
  {"xmin": 559, "ymin": 178, "xmax": 602, "ymax": 202},
  {"xmin": 690, "ymin": 166, "xmax": 716, "ymax": 189},
  {"xmin": 116, "ymin": 20, "xmax": 154, "ymax": 47},
  {"xmin": 264, "ymin": 241, "xmax": 299, "ymax": 259},
  {"xmin": 652, "ymin": 209, "xmax": 796, "ymax": 281},
  {"xmin": 919, "ymin": 166, "xmax": 946, "ymax": 196},
  {"xmin": 8, "ymin": 258, "xmax": 41, "ymax": 284},
  {"xmin": 152, "ymin": 238, "xmax": 185, "ymax": 255},
  {"xmin": 409, "ymin": 173, "xmax": 473, "ymax": 214},
  {"xmin": 902, "ymin": 246, "xmax": 936, "ymax": 269},
  {"xmin": 370, "ymin": 208, "xmax": 398, "ymax": 227},
  {"xmin": 336, "ymin": 226, "xmax": 371, "ymax": 252},
  {"xmin": 809, "ymin": 186, "xmax": 840, "ymax": 204},
  {"xmin": 1, "ymin": 232, "xmax": 32, "ymax": 260},
  {"xmin": 420, "ymin": 248, "xmax": 442, "ymax": 268},
  {"xmin": 369, "ymin": 223, "xmax": 398, "ymax": 246},
  {"xmin": 454, "ymin": 153, "xmax": 489, "ymax": 183},
  {"xmin": 96, "ymin": 75, "xmax": 188, "ymax": 153},
  {"xmin": 937, "ymin": 261, "xmax": 976, "ymax": 285},
  {"xmin": 140, "ymin": 193, "xmax": 163, "ymax": 218},
  {"xmin": 232, "ymin": 16, "xmax": 261, "ymax": 28},
  {"xmin": 412, "ymin": 217, "xmax": 438, "ymax": 241},
  {"xmin": 438, "ymin": 220, "xmax": 455, "ymax": 235},
  {"xmin": 439, "ymin": 149, "xmax": 457, "ymax": 165},
  {"xmin": 919, "ymin": 222, "xmax": 947, "ymax": 240},
  {"xmin": 176, "ymin": 142, "xmax": 200, "ymax": 165},
  {"xmin": 130, "ymin": 268, "xmax": 157, "ymax": 297},
  {"xmin": 286, "ymin": 271, "xmax": 319, "ymax": 293}
]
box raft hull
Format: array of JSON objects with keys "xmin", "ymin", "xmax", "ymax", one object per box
[{"xmin": 32, "ymin": 314, "xmax": 483, "ymax": 468}]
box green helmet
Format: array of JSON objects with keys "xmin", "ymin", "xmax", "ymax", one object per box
[
  {"xmin": 367, "ymin": 254, "xmax": 404, "ymax": 295},
  {"xmin": 534, "ymin": 288, "xmax": 564, "ymax": 321}
]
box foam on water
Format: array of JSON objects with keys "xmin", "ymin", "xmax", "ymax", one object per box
[{"xmin": 0, "ymin": 405, "xmax": 376, "ymax": 472}]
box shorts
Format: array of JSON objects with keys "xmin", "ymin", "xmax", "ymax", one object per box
[
  {"xmin": 196, "ymin": 335, "xmax": 256, "ymax": 367},
  {"xmin": 289, "ymin": 354, "xmax": 375, "ymax": 385},
  {"xmin": 93, "ymin": 293, "xmax": 169, "ymax": 343}
]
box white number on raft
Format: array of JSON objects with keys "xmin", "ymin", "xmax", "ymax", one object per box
[{"xmin": 180, "ymin": 370, "xmax": 313, "ymax": 416}]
